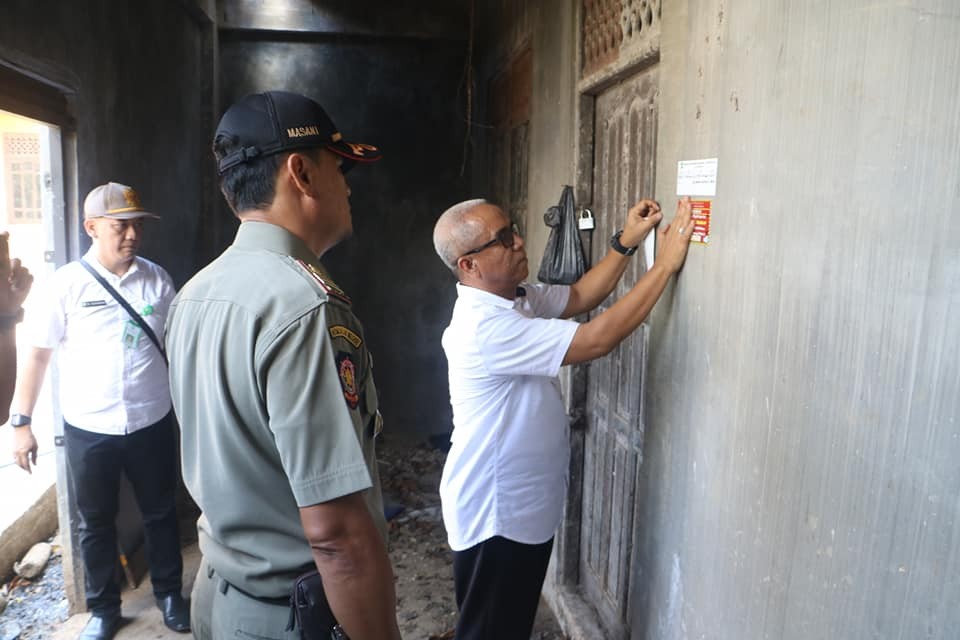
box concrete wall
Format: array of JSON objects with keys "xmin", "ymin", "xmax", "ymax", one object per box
[
  {"xmin": 637, "ymin": 1, "xmax": 960, "ymax": 638},
  {"xmin": 216, "ymin": 2, "xmax": 470, "ymax": 437}
]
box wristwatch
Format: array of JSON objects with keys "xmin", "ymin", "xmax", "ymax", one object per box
[
  {"xmin": 9, "ymin": 414, "xmax": 31, "ymax": 428},
  {"xmin": 610, "ymin": 230, "xmax": 637, "ymax": 256},
  {"xmin": 0, "ymin": 307, "xmax": 24, "ymax": 331}
]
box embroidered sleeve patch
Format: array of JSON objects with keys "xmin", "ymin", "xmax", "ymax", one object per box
[
  {"xmin": 335, "ymin": 352, "xmax": 360, "ymax": 410},
  {"xmin": 329, "ymin": 325, "xmax": 362, "ymax": 348}
]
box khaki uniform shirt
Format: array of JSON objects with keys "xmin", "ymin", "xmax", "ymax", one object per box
[{"xmin": 166, "ymin": 221, "xmax": 385, "ymax": 598}]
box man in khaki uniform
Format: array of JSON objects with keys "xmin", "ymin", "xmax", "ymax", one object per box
[{"xmin": 166, "ymin": 91, "xmax": 400, "ymax": 640}]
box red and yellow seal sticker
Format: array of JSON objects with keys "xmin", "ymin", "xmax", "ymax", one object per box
[
  {"xmin": 295, "ymin": 259, "xmax": 351, "ymax": 305},
  {"xmin": 336, "ymin": 352, "xmax": 359, "ymax": 409},
  {"xmin": 690, "ymin": 200, "xmax": 711, "ymax": 244}
]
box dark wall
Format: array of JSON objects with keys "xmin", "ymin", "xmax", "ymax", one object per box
[
  {"xmin": 0, "ymin": 0, "xmax": 213, "ymax": 286},
  {"xmin": 218, "ymin": 35, "xmax": 468, "ymax": 438}
]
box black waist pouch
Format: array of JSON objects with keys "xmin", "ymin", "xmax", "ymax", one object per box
[{"xmin": 286, "ymin": 570, "xmax": 349, "ymax": 640}]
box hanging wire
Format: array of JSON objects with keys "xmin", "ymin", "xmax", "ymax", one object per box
[{"xmin": 458, "ymin": 0, "xmax": 475, "ymax": 177}]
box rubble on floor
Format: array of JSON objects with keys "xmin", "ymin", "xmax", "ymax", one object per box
[
  {"xmin": 13, "ymin": 544, "xmax": 51, "ymax": 581},
  {"xmin": 0, "ymin": 533, "xmax": 68, "ymax": 640}
]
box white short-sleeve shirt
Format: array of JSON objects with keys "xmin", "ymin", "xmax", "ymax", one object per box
[
  {"xmin": 26, "ymin": 249, "xmax": 175, "ymax": 434},
  {"xmin": 439, "ymin": 282, "xmax": 579, "ymax": 551}
]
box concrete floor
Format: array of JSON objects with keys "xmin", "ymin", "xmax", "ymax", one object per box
[{"xmin": 50, "ymin": 544, "xmax": 200, "ymax": 640}]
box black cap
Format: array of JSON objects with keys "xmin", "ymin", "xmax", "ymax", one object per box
[{"xmin": 214, "ymin": 91, "xmax": 382, "ymax": 174}]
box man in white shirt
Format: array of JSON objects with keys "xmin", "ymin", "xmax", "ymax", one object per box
[
  {"xmin": 432, "ymin": 196, "xmax": 693, "ymax": 640},
  {"xmin": 10, "ymin": 182, "xmax": 188, "ymax": 640}
]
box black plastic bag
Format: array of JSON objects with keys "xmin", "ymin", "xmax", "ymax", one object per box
[{"xmin": 537, "ymin": 185, "xmax": 586, "ymax": 284}]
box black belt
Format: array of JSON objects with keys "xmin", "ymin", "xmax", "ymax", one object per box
[{"xmin": 208, "ymin": 564, "xmax": 291, "ymax": 607}]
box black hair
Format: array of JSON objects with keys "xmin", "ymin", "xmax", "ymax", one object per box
[
  {"xmin": 212, "ymin": 133, "xmax": 290, "ymax": 216},
  {"xmin": 214, "ymin": 135, "xmax": 325, "ymax": 217}
]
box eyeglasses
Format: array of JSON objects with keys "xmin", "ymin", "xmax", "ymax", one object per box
[{"xmin": 460, "ymin": 223, "xmax": 520, "ymax": 259}]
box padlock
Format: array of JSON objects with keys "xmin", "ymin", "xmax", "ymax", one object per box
[{"xmin": 578, "ymin": 208, "xmax": 595, "ymax": 230}]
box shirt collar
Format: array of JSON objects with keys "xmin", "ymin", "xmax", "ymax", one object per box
[
  {"xmin": 455, "ymin": 282, "xmax": 527, "ymax": 309},
  {"xmin": 232, "ymin": 221, "xmax": 318, "ymax": 265},
  {"xmin": 82, "ymin": 248, "xmax": 140, "ymax": 281}
]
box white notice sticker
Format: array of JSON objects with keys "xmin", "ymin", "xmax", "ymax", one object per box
[{"xmin": 677, "ymin": 158, "xmax": 719, "ymax": 197}]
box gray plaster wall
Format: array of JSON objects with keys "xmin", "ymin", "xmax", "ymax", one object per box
[
  {"xmin": 217, "ymin": 33, "xmax": 468, "ymax": 437},
  {"xmin": 0, "ymin": 0, "xmax": 213, "ymax": 285},
  {"xmin": 637, "ymin": 1, "xmax": 960, "ymax": 638}
]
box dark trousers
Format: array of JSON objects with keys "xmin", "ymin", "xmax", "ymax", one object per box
[
  {"xmin": 453, "ymin": 535, "xmax": 554, "ymax": 640},
  {"xmin": 64, "ymin": 414, "xmax": 183, "ymax": 616}
]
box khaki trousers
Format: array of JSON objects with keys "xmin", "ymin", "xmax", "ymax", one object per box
[{"xmin": 191, "ymin": 557, "xmax": 299, "ymax": 640}]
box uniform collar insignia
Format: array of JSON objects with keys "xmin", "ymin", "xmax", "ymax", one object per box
[{"xmin": 295, "ymin": 259, "xmax": 351, "ymax": 305}]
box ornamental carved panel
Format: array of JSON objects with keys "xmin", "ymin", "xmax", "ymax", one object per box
[{"xmin": 582, "ymin": 0, "xmax": 661, "ymax": 77}]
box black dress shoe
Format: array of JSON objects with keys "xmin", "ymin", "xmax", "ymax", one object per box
[
  {"xmin": 78, "ymin": 612, "xmax": 121, "ymax": 640},
  {"xmin": 156, "ymin": 593, "xmax": 191, "ymax": 633}
]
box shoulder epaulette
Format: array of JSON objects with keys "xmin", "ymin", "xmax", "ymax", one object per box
[{"xmin": 294, "ymin": 259, "xmax": 352, "ymax": 306}]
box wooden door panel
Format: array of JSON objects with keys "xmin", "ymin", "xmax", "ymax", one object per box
[{"xmin": 579, "ymin": 66, "xmax": 658, "ymax": 639}]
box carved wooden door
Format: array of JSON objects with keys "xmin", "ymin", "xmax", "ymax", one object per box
[{"xmin": 579, "ymin": 67, "xmax": 659, "ymax": 638}]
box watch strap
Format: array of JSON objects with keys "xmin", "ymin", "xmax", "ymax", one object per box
[
  {"xmin": 610, "ymin": 230, "xmax": 637, "ymax": 256},
  {"xmin": 10, "ymin": 413, "xmax": 32, "ymax": 428}
]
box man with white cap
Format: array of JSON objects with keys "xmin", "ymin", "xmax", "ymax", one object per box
[{"xmin": 10, "ymin": 182, "xmax": 188, "ymax": 639}]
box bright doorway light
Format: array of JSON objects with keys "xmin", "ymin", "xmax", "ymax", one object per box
[{"xmin": 0, "ymin": 108, "xmax": 62, "ymax": 480}]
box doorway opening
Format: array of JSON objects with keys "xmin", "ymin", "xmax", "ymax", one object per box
[
  {"xmin": 0, "ymin": 59, "xmax": 80, "ymax": 612},
  {"xmin": 0, "ymin": 108, "xmax": 63, "ymax": 496}
]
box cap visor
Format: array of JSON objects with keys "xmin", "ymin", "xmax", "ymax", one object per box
[
  {"xmin": 326, "ymin": 140, "xmax": 382, "ymax": 166},
  {"xmin": 100, "ymin": 211, "xmax": 162, "ymax": 220}
]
